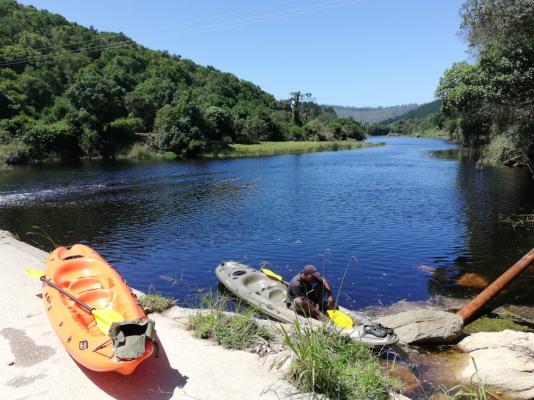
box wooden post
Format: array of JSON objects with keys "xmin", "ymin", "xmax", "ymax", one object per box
[{"xmin": 457, "ymin": 248, "xmax": 534, "ymax": 321}]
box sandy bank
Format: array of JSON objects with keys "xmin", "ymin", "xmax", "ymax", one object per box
[{"xmin": 0, "ymin": 230, "xmax": 297, "ymax": 400}]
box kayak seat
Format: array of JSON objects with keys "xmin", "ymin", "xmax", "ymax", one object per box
[
  {"xmin": 53, "ymin": 259, "xmax": 96, "ymax": 288},
  {"xmin": 267, "ymin": 289, "xmax": 286, "ymax": 304},
  {"xmin": 242, "ymin": 274, "xmax": 270, "ymax": 292},
  {"xmin": 78, "ymin": 288, "xmax": 112, "ymax": 310},
  {"xmin": 69, "ymin": 277, "xmax": 104, "ymax": 294}
]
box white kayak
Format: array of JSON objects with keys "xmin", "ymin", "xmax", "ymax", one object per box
[{"xmin": 215, "ymin": 261, "xmax": 398, "ymax": 347}]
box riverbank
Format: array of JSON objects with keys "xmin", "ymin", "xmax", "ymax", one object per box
[
  {"xmin": 385, "ymin": 130, "xmax": 450, "ymax": 140},
  {"xmin": 0, "ymin": 230, "xmax": 298, "ymax": 400},
  {"xmin": 125, "ymin": 140, "xmax": 384, "ymax": 161},
  {"xmin": 1, "ymin": 140, "xmax": 383, "ymax": 170},
  {"xmin": 201, "ymin": 140, "xmax": 383, "ymax": 159},
  {"xmin": 3, "ymin": 230, "xmax": 534, "ymax": 399}
]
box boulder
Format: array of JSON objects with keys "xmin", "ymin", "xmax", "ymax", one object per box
[
  {"xmin": 456, "ymin": 273, "xmax": 489, "ymax": 288},
  {"xmin": 376, "ymin": 308, "xmax": 463, "ymax": 344},
  {"xmin": 457, "ymin": 330, "xmax": 534, "ymax": 399}
]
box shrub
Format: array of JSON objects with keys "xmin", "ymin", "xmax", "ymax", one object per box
[
  {"xmin": 0, "ymin": 142, "xmax": 29, "ymax": 164},
  {"xmin": 478, "ymin": 129, "xmax": 521, "ymax": 166},
  {"xmin": 21, "ymin": 120, "xmax": 81, "ymax": 160},
  {"xmin": 163, "ymin": 151, "xmax": 178, "ymax": 160},
  {"xmin": 281, "ymin": 320, "xmax": 400, "ymax": 400},
  {"xmin": 104, "ymin": 117, "xmax": 144, "ymax": 157},
  {"xmin": 187, "ymin": 293, "xmax": 272, "ymax": 350},
  {"xmin": 125, "ymin": 142, "xmax": 160, "ymax": 160},
  {"xmin": 138, "ymin": 293, "xmax": 175, "ymax": 313}
]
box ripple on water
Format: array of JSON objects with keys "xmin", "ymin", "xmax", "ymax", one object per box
[{"xmin": 1, "ymin": 137, "xmax": 534, "ymax": 307}]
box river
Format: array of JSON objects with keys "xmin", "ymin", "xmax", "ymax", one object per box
[{"xmin": 1, "ymin": 137, "xmax": 533, "ymax": 308}]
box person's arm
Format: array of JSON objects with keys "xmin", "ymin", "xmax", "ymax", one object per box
[
  {"xmin": 288, "ymin": 275, "xmax": 307, "ymax": 299},
  {"xmin": 321, "ymin": 277, "xmax": 335, "ymax": 308}
]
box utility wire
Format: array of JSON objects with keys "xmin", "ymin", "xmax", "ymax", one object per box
[
  {"xmin": 1, "ymin": 0, "xmax": 300, "ymax": 57},
  {"xmin": 0, "ymin": 0, "xmax": 366, "ymax": 68},
  {"xmin": 168, "ymin": 0, "xmax": 367, "ymax": 39}
]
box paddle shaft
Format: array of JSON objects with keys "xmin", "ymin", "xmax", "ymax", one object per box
[{"xmin": 40, "ymin": 276, "xmax": 94, "ymax": 313}]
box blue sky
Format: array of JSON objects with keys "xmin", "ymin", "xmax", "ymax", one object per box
[{"xmin": 18, "ymin": 0, "xmax": 467, "ymax": 107}]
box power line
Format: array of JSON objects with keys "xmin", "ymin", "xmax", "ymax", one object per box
[
  {"xmin": 0, "ymin": 0, "xmax": 300, "ymax": 60},
  {"xmin": 166, "ymin": 0, "xmax": 367, "ymax": 39},
  {"xmin": 0, "ymin": 0, "xmax": 367, "ymax": 68},
  {"xmin": 0, "ymin": 39, "xmax": 136, "ymax": 67}
]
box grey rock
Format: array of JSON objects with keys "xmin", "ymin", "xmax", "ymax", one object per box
[
  {"xmin": 389, "ymin": 393, "xmax": 412, "ymax": 400},
  {"xmin": 458, "ymin": 330, "xmax": 534, "ymax": 399},
  {"xmin": 376, "ymin": 308, "xmax": 463, "ymax": 344}
]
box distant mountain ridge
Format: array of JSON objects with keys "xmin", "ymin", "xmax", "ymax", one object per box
[
  {"xmin": 382, "ymin": 100, "xmax": 442, "ymax": 124},
  {"xmin": 329, "ymin": 104, "xmax": 419, "ymax": 123}
]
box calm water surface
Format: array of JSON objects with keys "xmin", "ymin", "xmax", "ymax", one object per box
[{"xmin": 1, "ymin": 137, "xmax": 533, "ymax": 308}]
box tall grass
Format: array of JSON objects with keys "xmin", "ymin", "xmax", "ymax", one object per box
[
  {"xmin": 187, "ymin": 292, "xmax": 272, "ymax": 350},
  {"xmin": 203, "ymin": 141, "xmax": 383, "ymax": 159},
  {"xmin": 433, "ymin": 358, "xmax": 499, "ymax": 400},
  {"xmin": 280, "ymin": 319, "xmax": 400, "ymax": 400},
  {"xmin": 124, "ymin": 143, "xmax": 161, "ymax": 160},
  {"xmin": 0, "ymin": 142, "xmax": 29, "ymax": 169}
]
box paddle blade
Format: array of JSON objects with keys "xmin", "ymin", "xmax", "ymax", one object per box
[
  {"xmin": 24, "ymin": 267, "xmax": 45, "ymax": 279},
  {"xmin": 261, "ymin": 268, "xmax": 283, "ymax": 282},
  {"xmin": 327, "ymin": 309, "xmax": 353, "ymax": 329},
  {"xmin": 92, "ymin": 308, "xmax": 123, "ymax": 335}
]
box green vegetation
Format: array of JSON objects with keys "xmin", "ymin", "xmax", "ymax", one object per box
[
  {"xmin": 281, "ymin": 320, "xmax": 400, "ymax": 400},
  {"xmin": 464, "ymin": 315, "xmax": 531, "ymax": 334},
  {"xmin": 0, "ymin": 0, "xmax": 368, "ymax": 167},
  {"xmin": 138, "ymin": 293, "xmax": 176, "ymax": 313},
  {"xmin": 0, "ymin": 142, "xmax": 28, "ymax": 165},
  {"xmin": 370, "ymin": 0, "xmax": 534, "ymax": 162},
  {"xmin": 436, "ymin": 382, "xmax": 497, "ymax": 400},
  {"xmin": 435, "ymin": 359, "xmax": 500, "ymax": 400},
  {"xmin": 435, "ymin": 0, "xmax": 534, "ymax": 166},
  {"xmin": 124, "ymin": 143, "xmax": 160, "ymax": 160},
  {"xmin": 203, "ymin": 140, "xmax": 382, "ymax": 159},
  {"xmin": 383, "ymin": 100, "xmax": 443, "ymax": 124},
  {"xmin": 187, "ymin": 293, "xmax": 272, "ymax": 350}
]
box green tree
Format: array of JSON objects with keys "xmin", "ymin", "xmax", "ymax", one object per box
[
  {"xmin": 437, "ymin": 0, "xmax": 534, "ymax": 159},
  {"xmin": 124, "ymin": 78, "xmax": 176, "ymax": 131},
  {"xmin": 154, "ymin": 103, "xmax": 208, "ymax": 156},
  {"xmin": 204, "ymin": 106, "xmax": 234, "ymax": 142},
  {"xmin": 65, "ymin": 68, "xmax": 125, "ymax": 123}
]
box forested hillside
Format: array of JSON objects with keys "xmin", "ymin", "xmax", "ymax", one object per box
[
  {"xmin": 330, "ymin": 104, "xmax": 418, "ymax": 123},
  {"xmin": 0, "ymin": 0, "xmax": 366, "ymax": 164},
  {"xmin": 383, "ymin": 100, "xmax": 442, "ymax": 124}
]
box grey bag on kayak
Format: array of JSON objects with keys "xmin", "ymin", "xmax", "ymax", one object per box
[{"xmin": 108, "ymin": 319, "xmax": 157, "ymax": 359}]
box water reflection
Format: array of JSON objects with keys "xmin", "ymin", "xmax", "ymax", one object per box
[
  {"xmin": 427, "ymin": 157, "xmax": 534, "ymax": 305},
  {"xmin": 1, "ymin": 137, "xmax": 533, "ymax": 308}
]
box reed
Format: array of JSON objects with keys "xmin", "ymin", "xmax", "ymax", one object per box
[
  {"xmin": 280, "ymin": 319, "xmax": 401, "ymax": 400},
  {"xmin": 203, "ymin": 141, "xmax": 383, "ymax": 159}
]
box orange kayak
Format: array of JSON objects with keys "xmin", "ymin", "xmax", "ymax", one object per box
[{"xmin": 42, "ymin": 244, "xmax": 155, "ymax": 375}]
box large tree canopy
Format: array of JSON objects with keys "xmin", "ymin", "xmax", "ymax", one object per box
[{"xmin": 436, "ymin": 0, "xmax": 534, "ymax": 162}]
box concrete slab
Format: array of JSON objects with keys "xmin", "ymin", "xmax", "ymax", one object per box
[{"xmin": 0, "ymin": 231, "xmax": 296, "ymax": 400}]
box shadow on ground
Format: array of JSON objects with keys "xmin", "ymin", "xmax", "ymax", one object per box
[{"xmin": 82, "ymin": 340, "xmax": 187, "ymax": 400}]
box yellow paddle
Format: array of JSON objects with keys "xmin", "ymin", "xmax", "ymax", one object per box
[
  {"xmin": 261, "ymin": 267, "xmax": 283, "ymax": 282},
  {"xmin": 24, "ymin": 267, "xmax": 123, "ymax": 335},
  {"xmin": 261, "ymin": 267, "xmax": 353, "ymax": 329}
]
